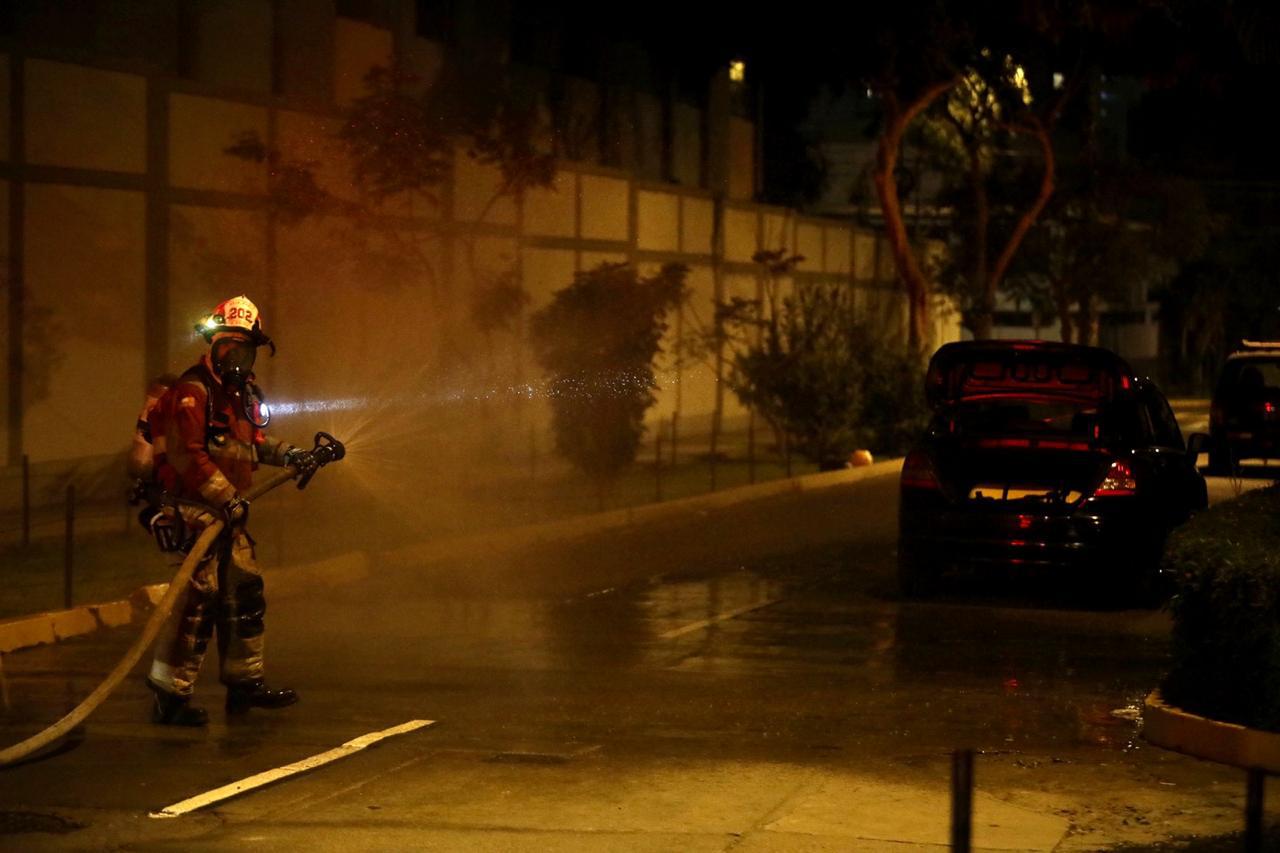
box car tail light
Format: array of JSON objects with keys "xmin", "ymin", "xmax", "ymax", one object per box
[
  {"xmin": 1094, "ymin": 460, "xmax": 1138, "ymax": 497},
  {"xmin": 901, "ymin": 450, "xmax": 940, "ymax": 490}
]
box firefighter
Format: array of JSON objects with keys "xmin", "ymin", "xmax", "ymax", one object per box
[{"xmin": 147, "ymin": 295, "xmax": 317, "ymax": 726}]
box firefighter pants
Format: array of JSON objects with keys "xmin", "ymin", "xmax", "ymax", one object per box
[{"xmin": 148, "ymin": 524, "xmax": 267, "ymax": 697}]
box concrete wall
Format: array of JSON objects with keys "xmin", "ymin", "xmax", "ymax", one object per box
[
  {"xmin": 0, "ymin": 16, "xmax": 938, "ymax": 468},
  {"xmin": 187, "ymin": 0, "xmax": 273, "ymax": 93},
  {"xmin": 23, "ymin": 185, "xmax": 146, "ymax": 461},
  {"xmin": 26, "ymin": 59, "xmax": 146, "ymax": 173}
]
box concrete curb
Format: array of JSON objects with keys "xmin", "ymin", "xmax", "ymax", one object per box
[
  {"xmin": 1144, "ymin": 689, "xmax": 1280, "ymax": 772},
  {"xmin": 0, "ymin": 597, "xmax": 139, "ymax": 654},
  {"xmin": 0, "ymin": 460, "xmax": 902, "ymax": 654},
  {"xmin": 383, "ymin": 458, "xmax": 905, "ymax": 567}
]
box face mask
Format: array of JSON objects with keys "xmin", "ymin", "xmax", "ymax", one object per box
[{"xmin": 211, "ymin": 339, "xmax": 257, "ymax": 388}]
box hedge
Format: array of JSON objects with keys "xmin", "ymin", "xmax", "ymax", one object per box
[{"xmin": 1161, "ymin": 483, "xmax": 1280, "ymax": 732}]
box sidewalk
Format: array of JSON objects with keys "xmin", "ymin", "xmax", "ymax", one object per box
[{"xmin": 0, "ymin": 438, "xmax": 832, "ymax": 623}]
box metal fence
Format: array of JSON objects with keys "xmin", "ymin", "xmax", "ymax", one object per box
[{"xmin": 0, "ymin": 453, "xmax": 133, "ymax": 549}]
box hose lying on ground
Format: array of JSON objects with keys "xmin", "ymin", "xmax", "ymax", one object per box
[{"xmin": 0, "ymin": 465, "xmax": 300, "ymax": 767}]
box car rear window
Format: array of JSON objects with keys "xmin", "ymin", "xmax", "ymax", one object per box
[
  {"xmin": 960, "ymin": 360, "xmax": 1100, "ymax": 393},
  {"xmin": 927, "ymin": 352, "xmax": 1122, "ymax": 407},
  {"xmin": 941, "ymin": 397, "xmax": 1147, "ymax": 444},
  {"xmin": 1219, "ymin": 358, "xmax": 1280, "ymax": 392}
]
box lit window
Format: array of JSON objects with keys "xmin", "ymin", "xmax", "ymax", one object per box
[
  {"xmin": 1053, "ymin": 72, "xmax": 1064, "ymax": 90},
  {"xmin": 729, "ymin": 60, "xmax": 745, "ymax": 83}
]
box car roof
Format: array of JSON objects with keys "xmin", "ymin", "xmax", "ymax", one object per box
[{"xmin": 931, "ymin": 339, "xmax": 1128, "ymax": 360}]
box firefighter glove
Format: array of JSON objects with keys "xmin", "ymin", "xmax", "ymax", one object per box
[
  {"xmin": 139, "ymin": 507, "xmax": 181, "ymax": 552},
  {"xmin": 283, "ymin": 446, "xmax": 318, "ymax": 477},
  {"xmin": 223, "ymin": 495, "xmax": 250, "ymax": 527}
]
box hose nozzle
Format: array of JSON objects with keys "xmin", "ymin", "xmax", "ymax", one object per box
[{"xmin": 295, "ymin": 431, "xmax": 346, "ymax": 490}]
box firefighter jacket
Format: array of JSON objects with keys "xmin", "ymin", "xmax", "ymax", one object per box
[{"xmin": 154, "ymin": 356, "xmax": 290, "ymax": 507}]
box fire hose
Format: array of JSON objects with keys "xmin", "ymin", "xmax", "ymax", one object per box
[{"xmin": 0, "ymin": 432, "xmax": 345, "ymax": 768}]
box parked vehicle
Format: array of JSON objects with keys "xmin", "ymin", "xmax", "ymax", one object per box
[
  {"xmin": 898, "ymin": 341, "xmax": 1208, "ymax": 605},
  {"xmin": 1208, "ymin": 340, "xmax": 1280, "ymax": 474}
]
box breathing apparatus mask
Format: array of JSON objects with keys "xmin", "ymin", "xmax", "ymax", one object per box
[{"xmin": 211, "ymin": 337, "xmax": 272, "ymax": 429}]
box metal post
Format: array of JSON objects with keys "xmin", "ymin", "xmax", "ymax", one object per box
[
  {"xmin": 654, "ymin": 429, "xmax": 664, "ymax": 502},
  {"xmin": 951, "ymin": 749, "xmax": 974, "ymax": 853},
  {"xmin": 63, "ymin": 484, "xmax": 74, "ymax": 610},
  {"xmin": 21, "ymin": 453, "xmax": 30, "ymax": 547},
  {"xmin": 1246, "ymin": 767, "xmax": 1266, "ymax": 853},
  {"xmin": 709, "ymin": 434, "xmax": 718, "ymax": 492}
]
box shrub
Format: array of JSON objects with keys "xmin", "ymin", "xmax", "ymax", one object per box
[
  {"xmin": 719, "ymin": 264, "xmax": 929, "ymax": 469},
  {"xmin": 530, "ymin": 263, "xmax": 687, "ymax": 498},
  {"xmin": 1161, "ymin": 484, "xmax": 1280, "ymax": 731}
]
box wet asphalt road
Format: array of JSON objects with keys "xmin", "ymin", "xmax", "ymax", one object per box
[{"xmin": 0, "ymin": 471, "xmax": 1273, "ymax": 850}]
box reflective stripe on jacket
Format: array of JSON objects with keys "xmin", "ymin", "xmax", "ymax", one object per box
[{"xmin": 160, "ymin": 356, "xmax": 288, "ymax": 505}]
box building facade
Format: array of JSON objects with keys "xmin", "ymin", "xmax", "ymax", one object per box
[{"xmin": 0, "ymin": 1, "xmax": 954, "ymax": 472}]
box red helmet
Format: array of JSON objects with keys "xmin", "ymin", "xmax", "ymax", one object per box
[{"xmin": 195, "ymin": 295, "xmax": 274, "ymax": 351}]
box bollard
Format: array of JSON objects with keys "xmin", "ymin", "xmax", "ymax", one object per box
[
  {"xmin": 951, "ymin": 748, "xmax": 974, "ymax": 852},
  {"xmin": 64, "ymin": 484, "xmax": 75, "ymax": 610},
  {"xmin": 1246, "ymin": 767, "xmax": 1266, "ymax": 853},
  {"xmin": 655, "ymin": 430, "xmax": 664, "ymax": 502},
  {"xmin": 21, "ymin": 454, "xmax": 30, "ymax": 548}
]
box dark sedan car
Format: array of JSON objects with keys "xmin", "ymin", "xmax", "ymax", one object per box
[{"xmin": 898, "ymin": 341, "xmax": 1208, "ymax": 604}]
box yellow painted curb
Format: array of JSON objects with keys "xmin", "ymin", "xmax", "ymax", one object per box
[
  {"xmin": 94, "ymin": 600, "xmax": 133, "ymax": 629},
  {"xmin": 0, "ymin": 584, "xmax": 171, "ymax": 655},
  {"xmin": 1145, "ymin": 689, "xmax": 1280, "ymax": 772},
  {"xmin": 0, "ymin": 613, "xmax": 57, "ymax": 654},
  {"xmin": 50, "ymin": 608, "xmax": 98, "ymax": 641}
]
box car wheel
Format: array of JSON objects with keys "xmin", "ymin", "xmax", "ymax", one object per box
[{"xmin": 897, "ymin": 544, "xmax": 937, "ymax": 599}]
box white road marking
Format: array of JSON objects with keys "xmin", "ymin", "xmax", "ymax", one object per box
[
  {"xmin": 260, "ymin": 753, "xmax": 431, "ymax": 820},
  {"xmin": 659, "ymin": 599, "xmax": 782, "ymax": 640},
  {"xmin": 149, "ymin": 719, "xmax": 435, "ymax": 819}
]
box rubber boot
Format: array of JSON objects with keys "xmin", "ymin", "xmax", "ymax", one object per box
[
  {"xmin": 225, "ymin": 681, "xmax": 298, "ymax": 714},
  {"xmin": 150, "ymin": 686, "xmax": 209, "ymax": 727}
]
